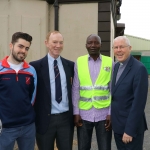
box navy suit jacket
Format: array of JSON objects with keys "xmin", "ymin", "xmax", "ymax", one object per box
[
  {"xmin": 111, "ymin": 55, "xmax": 148, "ymax": 137},
  {"xmin": 30, "ymin": 55, "xmax": 74, "ymax": 134}
]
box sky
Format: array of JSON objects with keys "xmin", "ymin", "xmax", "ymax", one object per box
[{"xmin": 118, "ymin": 0, "xmax": 150, "ymax": 40}]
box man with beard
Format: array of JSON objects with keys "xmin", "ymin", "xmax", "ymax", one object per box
[
  {"xmin": 0, "ymin": 32, "xmax": 37, "ymax": 150},
  {"xmin": 72, "ymin": 34, "xmax": 112, "ymax": 150}
]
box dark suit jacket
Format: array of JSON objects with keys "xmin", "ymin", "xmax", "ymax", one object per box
[
  {"xmin": 111, "ymin": 55, "xmax": 148, "ymax": 137},
  {"xmin": 30, "ymin": 55, "xmax": 74, "ymax": 134}
]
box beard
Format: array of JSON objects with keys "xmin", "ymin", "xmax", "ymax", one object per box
[{"xmin": 12, "ymin": 48, "xmax": 26, "ymax": 63}]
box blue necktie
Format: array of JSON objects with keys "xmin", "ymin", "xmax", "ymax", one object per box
[{"xmin": 54, "ymin": 60, "xmax": 62, "ymax": 103}]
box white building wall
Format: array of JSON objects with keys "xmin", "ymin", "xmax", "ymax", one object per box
[
  {"xmin": 0, "ymin": 0, "xmax": 49, "ymax": 62},
  {"xmin": 58, "ymin": 3, "xmax": 98, "ymax": 61},
  {"xmin": 0, "ymin": 1, "xmax": 112, "ymax": 62}
]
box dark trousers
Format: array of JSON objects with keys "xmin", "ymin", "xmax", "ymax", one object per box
[
  {"xmin": 114, "ymin": 132, "xmax": 144, "ymax": 150},
  {"xmin": 77, "ymin": 120, "xmax": 112, "ymax": 150},
  {"xmin": 36, "ymin": 112, "xmax": 74, "ymax": 150}
]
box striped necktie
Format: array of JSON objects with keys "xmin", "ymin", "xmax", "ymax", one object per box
[{"xmin": 54, "ymin": 60, "xmax": 62, "ymax": 103}]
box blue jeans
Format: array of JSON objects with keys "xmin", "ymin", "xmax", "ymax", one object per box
[
  {"xmin": 77, "ymin": 120, "xmax": 112, "ymax": 150},
  {"xmin": 0, "ymin": 123, "xmax": 35, "ymax": 150}
]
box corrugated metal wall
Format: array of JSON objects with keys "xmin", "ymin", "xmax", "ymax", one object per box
[
  {"xmin": 125, "ymin": 34, "xmax": 150, "ymax": 74},
  {"xmin": 126, "ymin": 34, "xmax": 150, "ymax": 51},
  {"xmin": 141, "ymin": 56, "xmax": 150, "ymax": 74}
]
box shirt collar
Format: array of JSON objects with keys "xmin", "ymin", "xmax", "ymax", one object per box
[
  {"xmin": 119, "ymin": 55, "xmax": 131, "ymax": 66},
  {"xmin": 88, "ymin": 54, "xmax": 101, "ymax": 61},
  {"xmin": 47, "ymin": 53, "xmax": 61, "ymax": 65},
  {"xmin": 1, "ymin": 56, "xmax": 29, "ymax": 68}
]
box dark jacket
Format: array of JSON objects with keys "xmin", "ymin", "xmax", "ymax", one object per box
[
  {"xmin": 111, "ymin": 55, "xmax": 148, "ymax": 137},
  {"xmin": 0, "ymin": 56, "xmax": 37, "ymax": 128},
  {"xmin": 30, "ymin": 55, "xmax": 74, "ymax": 134}
]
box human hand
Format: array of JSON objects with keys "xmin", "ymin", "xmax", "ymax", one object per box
[
  {"xmin": 122, "ymin": 133, "xmax": 133, "ymax": 144},
  {"xmin": 105, "ymin": 115, "xmax": 111, "ymax": 131},
  {"xmin": 74, "ymin": 115, "xmax": 83, "ymax": 127}
]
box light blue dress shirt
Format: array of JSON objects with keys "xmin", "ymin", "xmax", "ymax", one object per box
[{"xmin": 48, "ymin": 54, "xmax": 69, "ymax": 114}]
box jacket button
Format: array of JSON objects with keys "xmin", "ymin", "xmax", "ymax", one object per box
[{"xmin": 48, "ymin": 114, "xmax": 50, "ymax": 116}]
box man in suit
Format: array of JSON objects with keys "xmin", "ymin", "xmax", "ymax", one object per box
[
  {"xmin": 30, "ymin": 31, "xmax": 74, "ymax": 150},
  {"xmin": 111, "ymin": 36, "xmax": 148, "ymax": 150}
]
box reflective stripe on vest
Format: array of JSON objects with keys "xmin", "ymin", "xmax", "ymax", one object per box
[
  {"xmin": 77, "ymin": 54, "xmax": 112, "ymax": 110},
  {"xmin": 80, "ymin": 95, "xmax": 110, "ymax": 101},
  {"xmin": 80, "ymin": 85, "xmax": 109, "ymax": 90}
]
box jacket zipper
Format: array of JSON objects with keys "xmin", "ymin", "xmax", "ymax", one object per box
[{"xmin": 16, "ymin": 73, "xmax": 18, "ymax": 81}]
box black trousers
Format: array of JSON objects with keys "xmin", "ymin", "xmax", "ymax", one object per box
[
  {"xmin": 77, "ymin": 120, "xmax": 112, "ymax": 150},
  {"xmin": 36, "ymin": 112, "xmax": 74, "ymax": 150},
  {"xmin": 114, "ymin": 132, "xmax": 144, "ymax": 150}
]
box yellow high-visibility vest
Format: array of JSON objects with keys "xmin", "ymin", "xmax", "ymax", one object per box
[{"xmin": 77, "ymin": 55, "xmax": 112, "ymax": 110}]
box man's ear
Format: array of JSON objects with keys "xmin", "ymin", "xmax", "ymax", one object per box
[
  {"xmin": 129, "ymin": 46, "xmax": 132, "ymax": 52},
  {"xmin": 45, "ymin": 40, "xmax": 48, "ymax": 47},
  {"xmin": 9, "ymin": 43, "xmax": 13, "ymax": 51},
  {"xmin": 85, "ymin": 44, "xmax": 87, "ymax": 48}
]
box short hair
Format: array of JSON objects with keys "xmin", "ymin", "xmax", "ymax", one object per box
[
  {"xmin": 46, "ymin": 30, "xmax": 63, "ymax": 41},
  {"xmin": 11, "ymin": 32, "xmax": 32, "ymax": 45},
  {"xmin": 86, "ymin": 34, "xmax": 101, "ymax": 44},
  {"xmin": 113, "ymin": 36, "xmax": 131, "ymax": 46}
]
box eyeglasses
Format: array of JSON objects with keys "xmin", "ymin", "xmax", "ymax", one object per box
[{"xmin": 112, "ymin": 45, "xmax": 129, "ymax": 50}]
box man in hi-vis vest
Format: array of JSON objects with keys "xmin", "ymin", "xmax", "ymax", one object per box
[{"xmin": 72, "ymin": 34, "xmax": 113, "ymax": 150}]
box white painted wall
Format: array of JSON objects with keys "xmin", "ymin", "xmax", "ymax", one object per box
[
  {"xmin": 0, "ymin": 1, "xmax": 113, "ymax": 62},
  {"xmin": 58, "ymin": 3, "xmax": 98, "ymax": 61},
  {"xmin": 0, "ymin": 0, "xmax": 49, "ymax": 62}
]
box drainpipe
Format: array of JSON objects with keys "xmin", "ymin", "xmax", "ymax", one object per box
[{"xmin": 54, "ymin": 0, "xmax": 59, "ymax": 30}]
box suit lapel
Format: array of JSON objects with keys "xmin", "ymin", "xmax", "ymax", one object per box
[
  {"xmin": 113, "ymin": 56, "xmax": 133, "ymax": 94},
  {"xmin": 61, "ymin": 57, "xmax": 70, "ymax": 83},
  {"xmin": 112, "ymin": 62, "xmax": 119, "ymax": 93},
  {"xmin": 61, "ymin": 57, "xmax": 71, "ymax": 99},
  {"xmin": 40, "ymin": 55, "xmax": 51, "ymax": 99}
]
